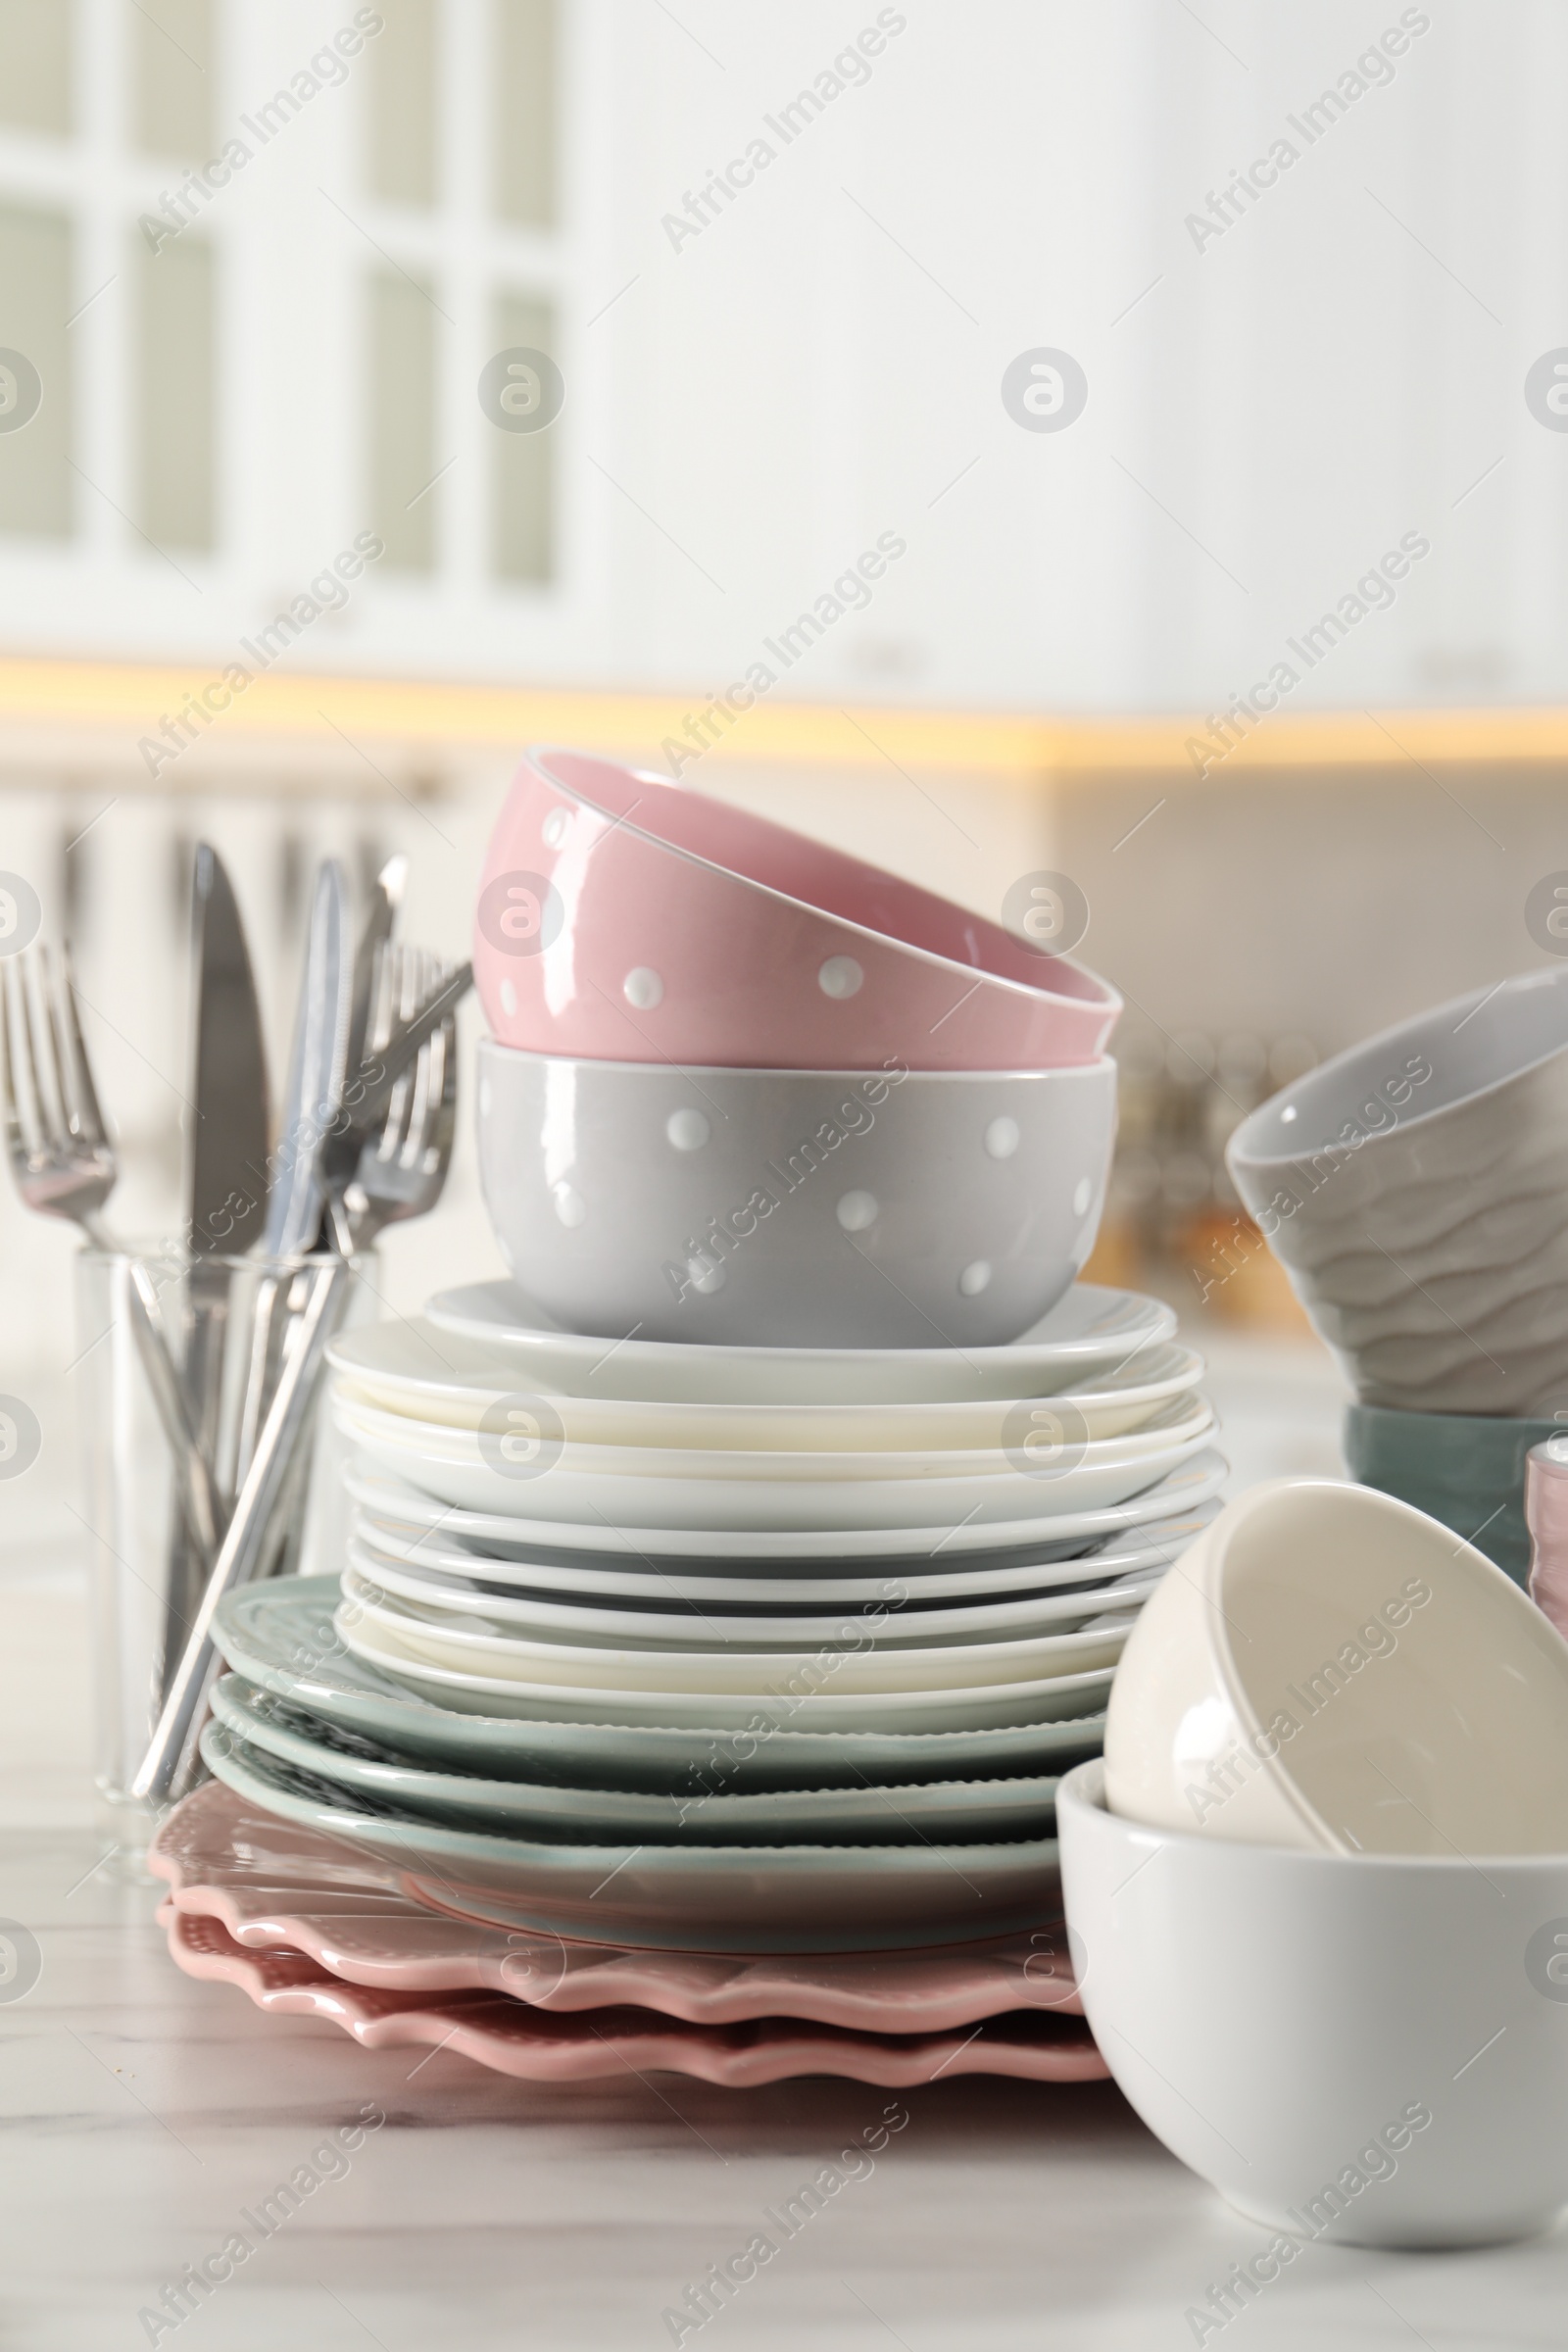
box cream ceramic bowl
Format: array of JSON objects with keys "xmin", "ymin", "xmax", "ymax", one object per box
[
  {"xmin": 1226, "ymin": 967, "xmax": 1568, "ymax": 1414},
  {"xmin": 1060, "ymin": 1758, "xmax": 1568, "ymax": 2247},
  {"xmin": 1104, "ymin": 1476, "xmax": 1568, "ymax": 1853}
]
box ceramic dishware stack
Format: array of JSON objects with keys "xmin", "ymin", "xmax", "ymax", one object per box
[
  {"xmin": 1227, "ymin": 967, "xmax": 1568, "ymax": 1582},
  {"xmin": 154, "ymin": 748, "xmax": 1228, "ymax": 2085}
]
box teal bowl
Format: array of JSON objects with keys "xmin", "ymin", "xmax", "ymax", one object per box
[{"xmin": 1343, "ymin": 1404, "xmax": 1561, "ymax": 1588}]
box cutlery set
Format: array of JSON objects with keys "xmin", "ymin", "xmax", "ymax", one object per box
[{"xmin": 1, "ymin": 842, "xmax": 470, "ymax": 1810}]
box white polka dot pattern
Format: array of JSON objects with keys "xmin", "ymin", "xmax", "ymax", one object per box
[
  {"xmin": 817, "ymin": 956, "xmax": 863, "ymax": 1000},
  {"xmin": 624, "ymin": 967, "xmax": 664, "ymax": 1009},
  {"xmin": 666, "ymin": 1108, "xmax": 710, "ymax": 1152}
]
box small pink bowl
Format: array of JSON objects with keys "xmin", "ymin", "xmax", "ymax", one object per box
[{"xmin": 473, "ymin": 748, "xmax": 1120, "ymax": 1071}]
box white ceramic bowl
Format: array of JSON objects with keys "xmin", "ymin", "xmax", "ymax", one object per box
[
  {"xmin": 1104, "ymin": 1477, "xmax": 1568, "ymax": 1853},
  {"xmin": 424, "ymin": 1277, "xmax": 1175, "ymax": 1402},
  {"xmin": 1060, "ymin": 1757, "xmax": 1568, "ymax": 2247},
  {"xmin": 327, "ymin": 1319, "xmax": 1204, "ymax": 1450},
  {"xmin": 1227, "ymin": 967, "xmax": 1568, "ymax": 1414},
  {"xmin": 475, "ymin": 1039, "xmax": 1118, "ymax": 1348}
]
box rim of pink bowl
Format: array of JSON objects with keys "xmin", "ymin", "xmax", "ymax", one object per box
[{"xmin": 519, "ymin": 745, "xmax": 1123, "ymax": 1024}]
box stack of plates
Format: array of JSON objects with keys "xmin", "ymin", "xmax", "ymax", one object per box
[{"xmin": 196, "ymin": 1277, "xmax": 1225, "ymax": 1962}]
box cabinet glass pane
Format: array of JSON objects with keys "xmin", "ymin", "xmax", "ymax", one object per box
[
  {"xmin": 0, "ymin": 205, "xmax": 71, "ymax": 536},
  {"xmin": 368, "ymin": 271, "xmax": 437, "ymax": 571},
  {"xmin": 490, "ymin": 291, "xmax": 554, "ymax": 585},
  {"xmin": 134, "ymin": 0, "xmax": 214, "ymax": 162},
  {"xmin": 367, "ymin": 0, "xmax": 437, "ymax": 206},
  {"xmin": 494, "ymin": 0, "xmax": 554, "ymax": 227},
  {"xmin": 0, "ymin": 1, "xmax": 72, "ymax": 135},
  {"xmin": 135, "ymin": 233, "xmax": 216, "ymax": 551}
]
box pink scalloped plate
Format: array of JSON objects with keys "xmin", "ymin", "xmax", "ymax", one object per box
[
  {"xmin": 162, "ymin": 1907, "xmax": 1105, "ymax": 2088},
  {"xmin": 150, "ymin": 1782, "xmax": 1095, "ymax": 2040}
]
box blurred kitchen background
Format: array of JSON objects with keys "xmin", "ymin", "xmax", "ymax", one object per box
[{"xmin": 5, "ymin": 0, "xmax": 1568, "ymax": 1590}]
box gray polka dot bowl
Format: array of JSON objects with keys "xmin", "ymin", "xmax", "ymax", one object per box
[
  {"xmin": 472, "ymin": 746, "xmax": 1120, "ymax": 1073},
  {"xmin": 475, "ymin": 1038, "xmax": 1119, "ymax": 1347}
]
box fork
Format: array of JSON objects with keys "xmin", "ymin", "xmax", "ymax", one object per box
[
  {"xmin": 323, "ymin": 944, "xmax": 459, "ymax": 1253},
  {"xmin": 0, "ymin": 944, "xmax": 221, "ymax": 1561}
]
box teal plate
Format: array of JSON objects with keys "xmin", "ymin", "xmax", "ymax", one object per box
[
  {"xmin": 210, "ymin": 1674, "xmax": 1061, "ymax": 1846},
  {"xmin": 200, "ymin": 1723, "xmax": 1063, "ymax": 1955},
  {"xmin": 215, "ymin": 1580, "xmax": 1105, "ymax": 1794}
]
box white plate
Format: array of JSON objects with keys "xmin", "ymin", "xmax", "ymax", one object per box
[
  {"xmin": 343, "ymin": 1449, "xmax": 1230, "ymax": 1561},
  {"xmin": 331, "ymin": 1387, "xmax": 1210, "ymax": 1486},
  {"xmin": 327, "ymin": 1319, "xmax": 1204, "ymax": 1450},
  {"xmin": 351, "ymin": 1497, "xmax": 1222, "ymax": 1602},
  {"xmin": 333, "ymin": 1393, "xmax": 1216, "ymax": 1532},
  {"xmin": 216, "ymin": 1581, "xmax": 1109, "ymax": 1785},
  {"xmin": 424, "ymin": 1279, "xmax": 1177, "ymax": 1404},
  {"xmin": 210, "ymin": 1677, "xmax": 1066, "ymax": 1846},
  {"xmin": 201, "ymin": 1726, "xmax": 1065, "ymax": 1952},
  {"xmin": 346, "ymin": 1540, "xmax": 1162, "ymax": 1648},
  {"xmin": 339, "ymin": 1565, "xmax": 1136, "ymax": 1694},
  {"xmin": 338, "ymin": 1603, "xmax": 1119, "ymax": 1732}
]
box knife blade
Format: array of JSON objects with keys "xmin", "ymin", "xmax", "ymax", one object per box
[
  {"xmin": 345, "ymin": 853, "xmax": 407, "ymax": 1088},
  {"xmin": 264, "ymin": 858, "xmax": 352, "ymax": 1259},
  {"xmin": 188, "ymin": 844, "xmax": 270, "ymax": 1254}
]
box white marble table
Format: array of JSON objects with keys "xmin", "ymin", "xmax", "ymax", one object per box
[{"xmin": 4, "ymin": 1333, "xmax": 1566, "ymax": 2349}]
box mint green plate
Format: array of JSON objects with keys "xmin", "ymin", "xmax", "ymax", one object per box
[
  {"xmin": 210, "ymin": 1674, "xmax": 1061, "ymax": 1846},
  {"xmin": 215, "ymin": 1579, "xmax": 1104, "ymax": 1794},
  {"xmin": 201, "ymin": 1721, "xmax": 1062, "ymax": 1954}
]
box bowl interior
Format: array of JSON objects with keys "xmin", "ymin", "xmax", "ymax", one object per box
[
  {"xmin": 532, "ymin": 747, "xmax": 1113, "ymax": 1008},
  {"xmin": 1232, "ymin": 967, "xmax": 1568, "ymax": 1162},
  {"xmin": 1217, "ymin": 1484, "xmax": 1568, "ymax": 1853}
]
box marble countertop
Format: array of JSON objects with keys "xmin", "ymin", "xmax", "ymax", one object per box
[{"xmin": 4, "ymin": 1329, "xmax": 1564, "ymax": 2349}]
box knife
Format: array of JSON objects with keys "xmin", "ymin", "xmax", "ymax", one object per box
[
  {"xmin": 159, "ymin": 845, "xmax": 272, "ymax": 1701},
  {"xmin": 188, "ymin": 844, "xmax": 270, "ymax": 1254},
  {"xmin": 345, "ymin": 854, "xmax": 407, "ymax": 1092},
  {"xmin": 264, "ymin": 858, "xmax": 352, "ymax": 1259},
  {"xmin": 316, "ymin": 855, "xmax": 407, "ymax": 1251}
]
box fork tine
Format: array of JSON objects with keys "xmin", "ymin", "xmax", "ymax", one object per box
[
  {"xmin": 0, "ymin": 960, "xmax": 27, "ymax": 1167},
  {"xmin": 20, "ymin": 947, "xmax": 60, "ymax": 1153},
  {"xmin": 57, "ymin": 943, "xmax": 109, "ymax": 1150}
]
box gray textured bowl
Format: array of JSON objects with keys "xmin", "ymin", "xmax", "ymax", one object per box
[
  {"xmin": 1227, "ymin": 968, "xmax": 1568, "ymax": 1414},
  {"xmin": 476, "ymin": 1039, "xmax": 1117, "ymax": 1347}
]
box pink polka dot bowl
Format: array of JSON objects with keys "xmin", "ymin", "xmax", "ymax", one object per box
[
  {"xmin": 473, "ymin": 747, "xmax": 1120, "ymax": 1073},
  {"xmin": 475, "ymin": 1036, "xmax": 1119, "ymax": 1348}
]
